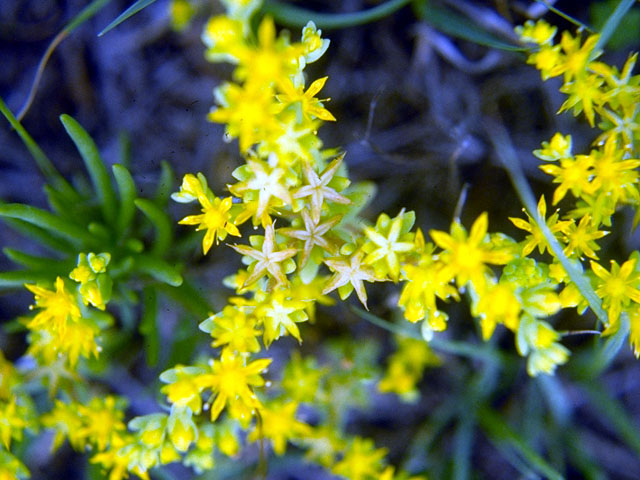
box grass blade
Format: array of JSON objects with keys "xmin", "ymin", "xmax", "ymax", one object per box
[
  {"xmin": 415, "ymin": 2, "xmax": 523, "ymax": 51},
  {"xmin": 134, "ymin": 198, "xmax": 172, "ymax": 256},
  {"xmin": 0, "ymin": 97, "xmax": 77, "ymax": 200},
  {"xmin": 16, "ymin": 0, "xmax": 112, "ymax": 121},
  {"xmin": 479, "ymin": 406, "xmax": 564, "ymax": 480},
  {"xmin": 262, "ymin": 0, "xmax": 411, "ymax": 29},
  {"xmin": 60, "ymin": 114, "xmax": 118, "ymax": 226},
  {"xmin": 99, "ymin": 0, "xmax": 158, "ymax": 36},
  {"xmin": 112, "ymin": 164, "xmax": 137, "ymax": 235},
  {"xmin": 593, "ymin": 0, "xmax": 637, "ymax": 53},
  {"xmin": 581, "ymin": 383, "xmax": 640, "ymax": 456}
]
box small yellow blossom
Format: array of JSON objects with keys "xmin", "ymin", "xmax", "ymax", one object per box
[
  {"xmin": 590, "ymin": 256, "xmax": 640, "ymax": 327},
  {"xmin": 179, "ymin": 195, "xmax": 240, "ymax": 254},
  {"xmin": 509, "ymin": 196, "xmax": 571, "ymax": 255},
  {"xmin": 430, "ymin": 212, "xmax": 512, "ymax": 289},
  {"xmin": 197, "ymin": 349, "xmax": 271, "ymax": 423},
  {"xmin": 25, "ymin": 277, "xmax": 81, "ymax": 334},
  {"xmin": 248, "ymin": 401, "xmax": 311, "ymax": 455}
]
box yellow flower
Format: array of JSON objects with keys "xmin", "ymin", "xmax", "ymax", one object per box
[
  {"xmin": 323, "ymin": 251, "xmax": 378, "ymax": 310},
  {"xmin": 276, "ymin": 76, "xmax": 336, "ymax": 122},
  {"xmin": 200, "ymin": 305, "xmax": 261, "ymax": 354},
  {"xmin": 534, "ymin": 132, "xmax": 573, "ymax": 161},
  {"xmin": 255, "ymin": 287, "xmax": 309, "ymax": 346},
  {"xmin": 230, "ymin": 222, "xmax": 298, "ymax": 287},
  {"xmin": 554, "ymin": 31, "xmax": 600, "ymax": 82},
  {"xmin": 430, "ymin": 212, "xmax": 512, "ymax": 289},
  {"xmin": 474, "ymin": 280, "xmax": 521, "ymax": 340},
  {"xmin": 378, "ymin": 337, "xmax": 439, "ymax": 401},
  {"xmin": 562, "ymin": 215, "xmax": 607, "ymax": 259},
  {"xmin": 197, "ymin": 349, "xmax": 271, "ymax": 423},
  {"xmin": 539, "ymin": 154, "xmax": 595, "ymax": 205},
  {"xmin": 516, "ymin": 19, "xmax": 557, "ymax": 45},
  {"xmin": 332, "ymin": 437, "xmax": 388, "ymax": 480},
  {"xmin": 590, "ymin": 256, "xmax": 640, "ymax": 327},
  {"xmin": 363, "ymin": 210, "xmax": 416, "ymax": 282},
  {"xmin": 248, "ymin": 401, "xmax": 311, "ymax": 455},
  {"xmin": 179, "ymin": 195, "xmax": 240, "ymax": 254},
  {"xmin": 25, "ymin": 277, "xmax": 81, "ymax": 334},
  {"xmin": 509, "ymin": 196, "xmax": 571, "ymax": 256}
]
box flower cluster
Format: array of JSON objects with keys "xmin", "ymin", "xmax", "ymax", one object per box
[{"xmin": 516, "ymin": 19, "xmax": 640, "ymax": 356}]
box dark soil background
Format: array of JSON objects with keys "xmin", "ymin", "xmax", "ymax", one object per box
[{"xmin": 2, "ymin": 0, "xmax": 640, "ymax": 479}]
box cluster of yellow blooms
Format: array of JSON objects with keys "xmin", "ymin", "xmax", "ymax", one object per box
[{"xmin": 4, "ymin": 1, "xmax": 640, "ymax": 478}]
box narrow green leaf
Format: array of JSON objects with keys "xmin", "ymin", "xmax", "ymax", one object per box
[
  {"xmin": 1, "ymin": 217, "xmax": 76, "ymax": 253},
  {"xmin": 140, "ymin": 287, "xmax": 159, "ymax": 366},
  {"xmin": 479, "ymin": 407, "xmax": 564, "ymax": 480},
  {"xmin": 414, "ymin": 2, "xmax": 523, "ymax": 51},
  {"xmin": 155, "ymin": 160, "xmax": 174, "ymax": 206},
  {"xmin": 135, "ymin": 198, "xmax": 172, "ymax": 256},
  {"xmin": 593, "ymin": 0, "xmax": 637, "ymax": 53},
  {"xmin": 452, "ymin": 414, "xmax": 474, "ymax": 480},
  {"xmin": 99, "ymin": 0, "xmax": 158, "ymax": 36},
  {"xmin": 564, "ymin": 429, "xmax": 607, "ymax": 480},
  {"xmin": 135, "ymin": 254, "xmax": 182, "ymax": 286},
  {"xmin": 262, "ymin": 0, "xmax": 412, "ymax": 29},
  {"xmin": 0, "ymin": 97, "xmax": 77, "ymax": 200},
  {"xmin": 3, "ymin": 248, "xmax": 71, "ymax": 272},
  {"xmin": 0, "ymin": 203, "xmax": 94, "ymax": 247},
  {"xmin": 64, "ymin": 0, "xmax": 112, "ymax": 33},
  {"xmin": 60, "ymin": 114, "xmax": 118, "ymax": 225},
  {"xmin": 112, "ymin": 164, "xmax": 137, "ymax": 235},
  {"xmin": 590, "ymin": 313, "xmax": 630, "ymax": 376},
  {"xmin": 535, "ymin": 0, "xmax": 593, "ymax": 32},
  {"xmin": 582, "ymin": 382, "xmax": 640, "ymax": 456},
  {"xmin": 118, "ymin": 131, "xmax": 132, "ymax": 168},
  {"xmin": 0, "ymin": 270, "xmax": 55, "ymax": 288}
]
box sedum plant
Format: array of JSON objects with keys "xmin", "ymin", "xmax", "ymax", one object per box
[{"xmin": 1, "ymin": 0, "xmax": 640, "ymax": 479}]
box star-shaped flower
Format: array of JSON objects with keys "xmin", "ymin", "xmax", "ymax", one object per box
[
  {"xmin": 231, "ymin": 222, "xmax": 297, "ymax": 287},
  {"xmin": 293, "ymin": 154, "xmax": 350, "ymax": 223},
  {"xmin": 280, "ymin": 209, "xmax": 341, "ymax": 266},
  {"xmin": 363, "ymin": 210, "xmax": 415, "ymax": 281},
  {"xmin": 323, "ymin": 252, "xmax": 378, "ymax": 309},
  {"xmin": 244, "ymin": 160, "xmax": 293, "ymax": 220}
]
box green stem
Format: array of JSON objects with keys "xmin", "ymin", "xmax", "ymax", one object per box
[
  {"xmin": 262, "ymin": 0, "xmax": 411, "ymax": 29},
  {"xmin": 535, "ymin": 0, "xmax": 594, "ymax": 32},
  {"xmin": 349, "ymin": 306, "xmax": 501, "ymax": 362}
]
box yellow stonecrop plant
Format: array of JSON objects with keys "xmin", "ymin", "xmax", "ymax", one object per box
[{"xmin": 3, "ymin": 1, "xmax": 640, "ymax": 479}]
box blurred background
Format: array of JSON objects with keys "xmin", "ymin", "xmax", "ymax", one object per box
[{"xmin": 2, "ymin": 0, "xmax": 640, "ymax": 478}]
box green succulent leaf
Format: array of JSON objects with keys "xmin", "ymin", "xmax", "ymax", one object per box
[
  {"xmin": 0, "ymin": 203, "xmax": 95, "ymax": 247},
  {"xmin": 134, "ymin": 254, "xmax": 183, "ymax": 287},
  {"xmin": 134, "ymin": 198, "xmax": 172, "ymax": 256},
  {"xmin": 112, "ymin": 164, "xmax": 137, "ymax": 235},
  {"xmin": 60, "ymin": 114, "xmax": 118, "ymax": 226}
]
